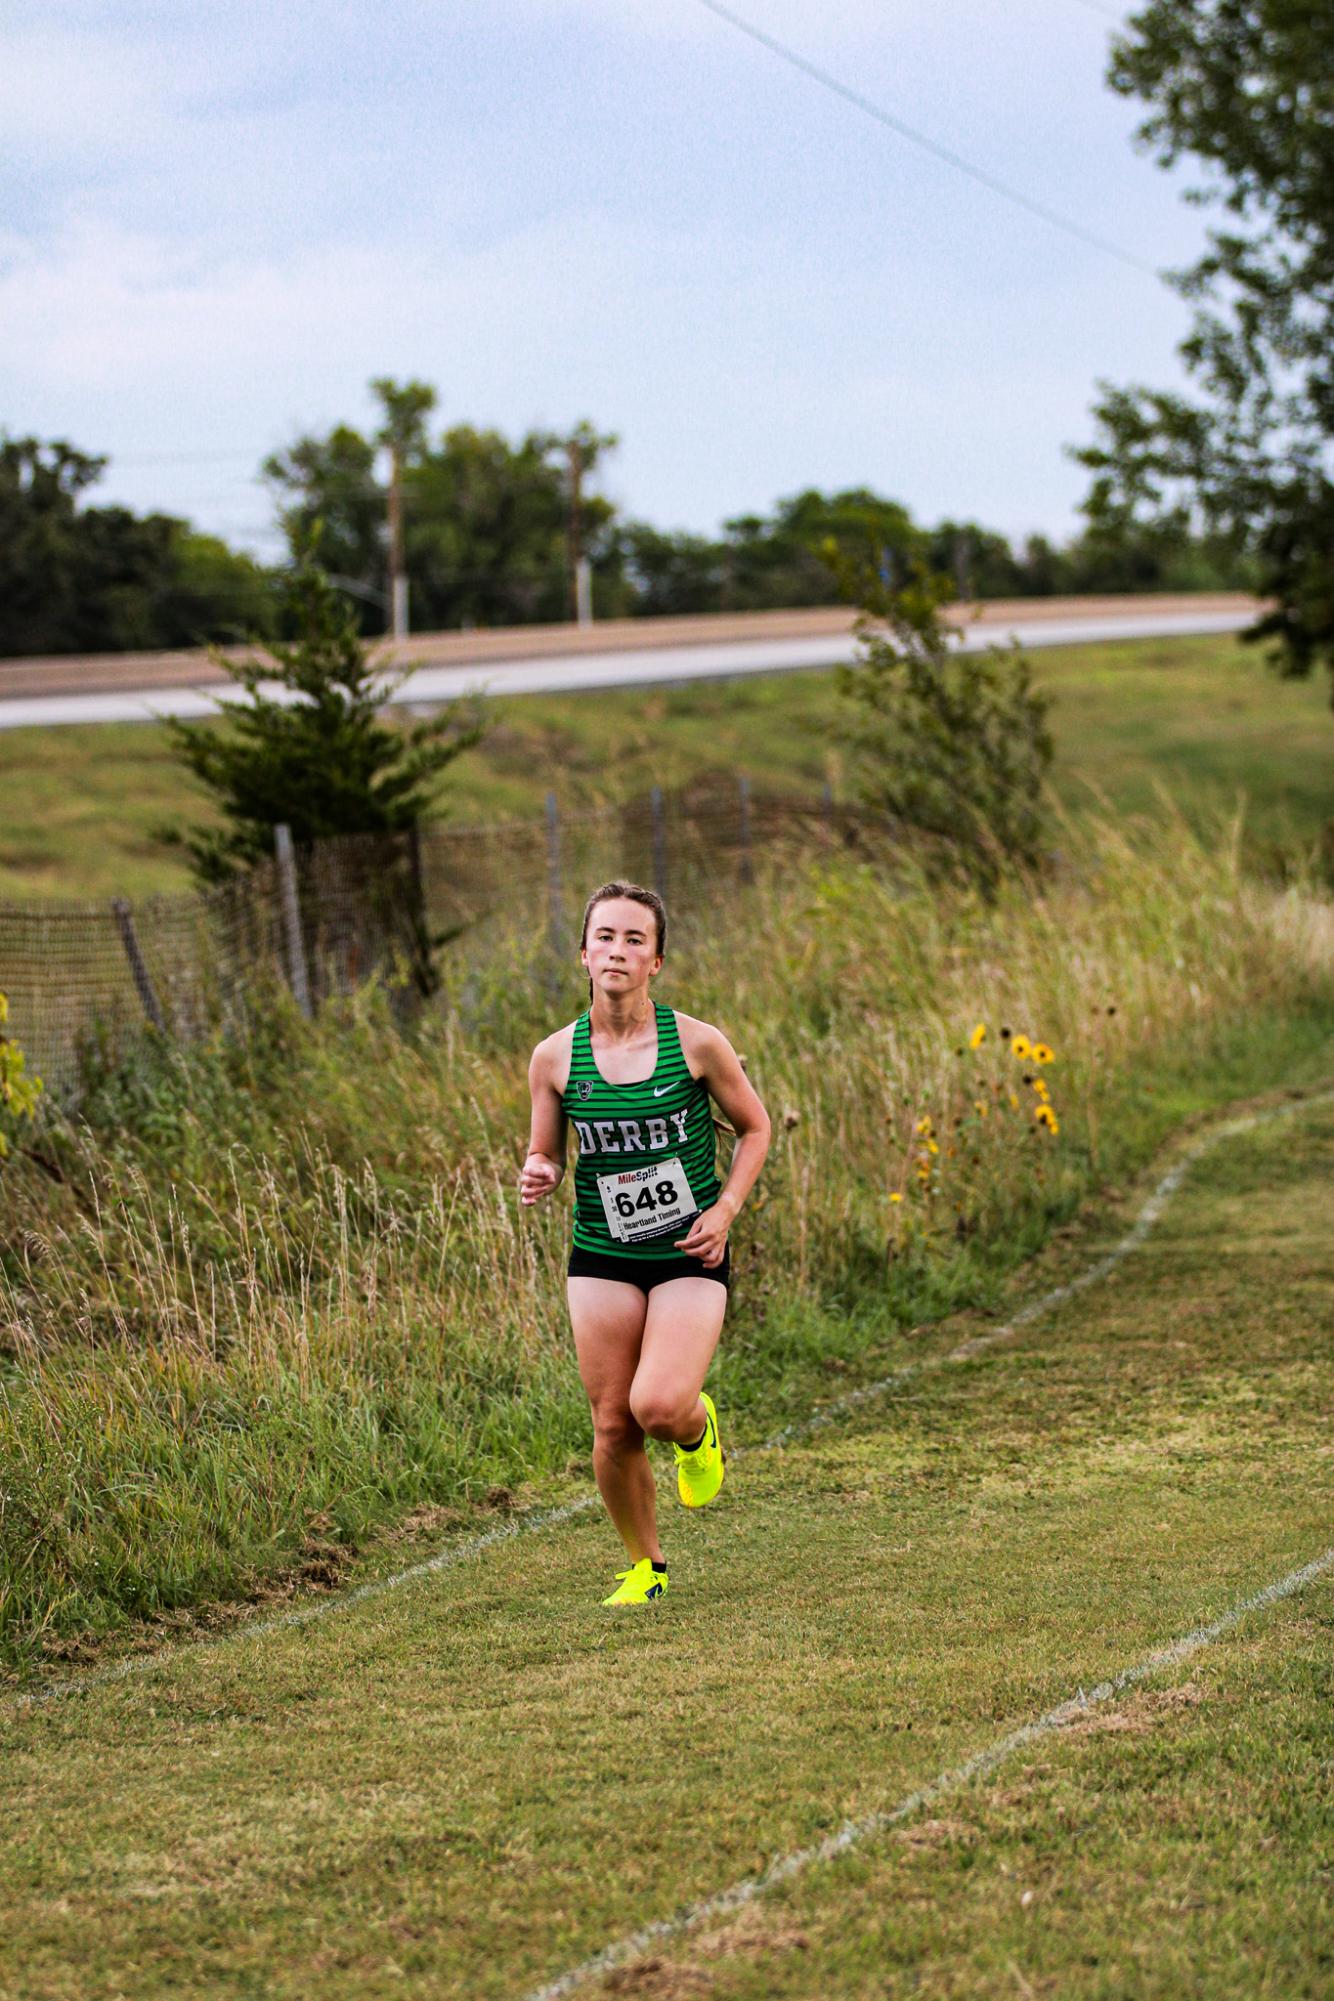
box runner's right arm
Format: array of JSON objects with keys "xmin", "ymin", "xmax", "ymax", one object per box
[{"xmin": 520, "ymin": 1035, "xmax": 568, "ymax": 1205}]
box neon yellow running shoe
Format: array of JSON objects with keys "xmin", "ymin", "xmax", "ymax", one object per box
[
  {"xmin": 601, "ymin": 1556, "xmax": 669, "ymax": 1606},
  {"xmin": 674, "ymin": 1390, "xmax": 724, "ymax": 1508}
]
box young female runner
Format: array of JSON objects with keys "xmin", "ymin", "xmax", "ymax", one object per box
[{"xmin": 520, "ymin": 880, "xmax": 771, "ymax": 1606}]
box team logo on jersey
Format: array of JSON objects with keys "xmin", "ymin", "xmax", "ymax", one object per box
[{"xmin": 577, "ymin": 1080, "xmax": 594, "ymax": 1100}]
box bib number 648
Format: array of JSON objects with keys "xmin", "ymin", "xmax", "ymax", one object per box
[
  {"xmin": 615, "ymin": 1178, "xmax": 678, "ymax": 1219},
  {"xmin": 596, "ymin": 1154, "xmax": 698, "ymax": 1244}
]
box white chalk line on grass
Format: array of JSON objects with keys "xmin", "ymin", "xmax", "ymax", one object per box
[
  {"xmin": 523, "ymin": 1543, "xmax": 1334, "ymax": 2001},
  {"xmin": 4, "ymin": 1088, "xmax": 1331, "ymax": 1714}
]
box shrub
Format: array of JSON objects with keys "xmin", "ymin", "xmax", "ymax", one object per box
[{"xmin": 832, "ymin": 548, "xmax": 1055, "ymax": 899}]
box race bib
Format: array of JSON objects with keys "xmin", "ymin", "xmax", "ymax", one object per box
[{"xmin": 596, "ymin": 1155, "xmax": 700, "ymax": 1247}]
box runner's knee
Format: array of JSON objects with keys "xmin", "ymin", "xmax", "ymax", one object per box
[
  {"xmin": 627, "ymin": 1383, "xmax": 693, "ymax": 1437},
  {"xmin": 591, "ymin": 1406, "xmax": 644, "ymax": 1453}
]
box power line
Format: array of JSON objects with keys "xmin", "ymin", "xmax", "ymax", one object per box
[
  {"xmin": 681, "ymin": 0, "xmax": 1159, "ymax": 278},
  {"xmin": 1068, "ymin": 0, "xmax": 1124, "ymax": 21},
  {"xmin": 109, "ymin": 448, "xmax": 267, "ymax": 466}
]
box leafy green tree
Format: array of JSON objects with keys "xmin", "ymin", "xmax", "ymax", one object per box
[
  {"xmin": 157, "ymin": 557, "xmax": 484, "ymax": 993},
  {"xmin": 152, "ymin": 531, "xmax": 277, "ymax": 646},
  {"xmin": 0, "ymin": 437, "xmax": 104, "ymax": 652},
  {"xmin": 1014, "ymin": 533, "xmax": 1068, "ymax": 597},
  {"xmin": 0, "ymin": 435, "xmax": 279, "ymax": 654},
  {"xmin": 720, "ymin": 487, "xmax": 922, "ymax": 611},
  {"xmin": 263, "ymin": 397, "xmax": 623, "ymax": 629},
  {"xmin": 370, "ymin": 377, "xmax": 437, "ymax": 460},
  {"xmin": 405, "ymin": 424, "xmax": 592, "ymax": 626},
  {"xmin": 262, "ymin": 425, "xmax": 383, "ymax": 628},
  {"xmin": 616, "ymin": 523, "xmax": 728, "ymax": 616},
  {"xmin": 925, "ymin": 519, "xmax": 1027, "ymax": 600},
  {"xmin": 832, "ymin": 547, "xmax": 1055, "ymax": 900},
  {"xmin": 1071, "ymin": 0, "xmax": 1334, "ymax": 701}
]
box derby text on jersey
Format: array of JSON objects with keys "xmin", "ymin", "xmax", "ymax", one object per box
[{"xmin": 561, "ymin": 1002, "xmax": 722, "ymax": 1257}]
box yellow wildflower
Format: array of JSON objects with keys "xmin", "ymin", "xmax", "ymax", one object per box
[
  {"xmin": 1011, "ymin": 1035, "xmax": 1032, "ymax": 1060},
  {"xmin": 1032, "ymin": 1042, "xmax": 1054, "ymax": 1064},
  {"xmin": 927, "ymin": 1140, "xmax": 939, "ymax": 1155},
  {"xmin": 1032, "ymin": 1078, "xmax": 1050, "ymax": 1100},
  {"xmin": 914, "ymin": 1115, "xmax": 933, "ymax": 1135},
  {"xmin": 890, "ymin": 1192, "xmax": 903, "ymax": 1203},
  {"xmin": 973, "ymin": 1099, "xmax": 989, "ymax": 1117},
  {"xmin": 1008, "ymin": 1093, "xmax": 1020, "ymax": 1110},
  {"xmin": 1035, "ymin": 1104, "xmax": 1057, "ymax": 1129},
  {"xmin": 969, "ymin": 1023, "xmax": 987, "ymax": 1049}
]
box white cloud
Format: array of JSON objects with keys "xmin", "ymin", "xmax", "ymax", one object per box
[
  {"xmin": 1, "ymin": 1, "xmax": 1200, "ymax": 548},
  {"xmin": 0, "ymin": 197, "xmax": 1195, "ymax": 547}
]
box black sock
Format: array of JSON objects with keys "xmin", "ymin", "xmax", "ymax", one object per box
[
  {"xmin": 649, "ymin": 1558, "xmax": 667, "ymax": 1572},
  {"xmin": 681, "ymin": 1425, "xmax": 707, "ymax": 1453}
]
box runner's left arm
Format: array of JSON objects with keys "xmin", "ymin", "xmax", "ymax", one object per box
[{"xmin": 673, "ymin": 1024, "xmax": 771, "ymax": 1259}]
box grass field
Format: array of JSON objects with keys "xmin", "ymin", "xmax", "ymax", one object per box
[
  {"xmin": 1, "ymin": 629, "xmax": 1330, "ymax": 901},
  {"xmin": 3, "ymin": 1088, "xmax": 1330, "ymax": 1999}
]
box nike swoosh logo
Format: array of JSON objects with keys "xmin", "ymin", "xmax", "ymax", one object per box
[{"xmin": 653, "ymin": 1083, "xmax": 675, "ymax": 1097}]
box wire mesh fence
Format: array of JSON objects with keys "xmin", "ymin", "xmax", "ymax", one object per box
[{"xmin": 0, "ymin": 780, "xmax": 890, "ymax": 1105}]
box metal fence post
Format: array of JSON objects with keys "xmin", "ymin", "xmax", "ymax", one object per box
[
  {"xmin": 110, "ymin": 898, "xmax": 165, "ymax": 1030},
  {"xmin": 738, "ymin": 774, "xmax": 754, "ymax": 885},
  {"xmin": 650, "ymin": 785, "xmax": 668, "ymax": 903},
  {"xmin": 405, "ymin": 818, "xmax": 436, "ymax": 998},
  {"xmin": 545, "ymin": 791, "xmax": 564, "ymax": 960},
  {"xmin": 274, "ymin": 823, "xmax": 312, "ymax": 1018}
]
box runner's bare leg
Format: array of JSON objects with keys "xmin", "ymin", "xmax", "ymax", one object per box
[{"xmin": 568, "ymin": 1276, "xmax": 663, "ymax": 1565}]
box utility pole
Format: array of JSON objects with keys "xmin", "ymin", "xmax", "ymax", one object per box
[
  {"xmin": 560, "ymin": 422, "xmax": 618, "ymax": 628},
  {"xmin": 566, "ymin": 434, "xmax": 586, "ymax": 626},
  {"xmin": 954, "ymin": 527, "xmax": 972, "ymax": 603},
  {"xmin": 387, "ymin": 442, "xmax": 408, "ymax": 640},
  {"xmin": 370, "ymin": 376, "xmax": 437, "ymax": 643}
]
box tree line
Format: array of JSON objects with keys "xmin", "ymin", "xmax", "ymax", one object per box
[{"xmin": 0, "ymin": 410, "xmax": 1253, "ymax": 661}]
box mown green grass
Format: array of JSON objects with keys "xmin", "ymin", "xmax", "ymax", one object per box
[
  {"xmin": 1, "ymin": 630, "xmax": 1328, "ymax": 900},
  {"xmin": 2, "ymin": 1096, "xmax": 1329, "ymax": 2000}
]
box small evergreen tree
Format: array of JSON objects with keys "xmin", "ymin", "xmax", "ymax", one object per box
[
  {"xmin": 157, "ymin": 554, "xmax": 484, "ymax": 993},
  {"xmin": 832, "ymin": 545, "xmax": 1055, "ymax": 901}
]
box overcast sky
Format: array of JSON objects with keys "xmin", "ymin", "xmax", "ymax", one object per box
[{"xmin": 2, "ymin": 0, "xmax": 1212, "ymax": 559}]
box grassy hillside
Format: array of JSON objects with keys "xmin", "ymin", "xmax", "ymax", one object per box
[{"xmin": 0, "ymin": 629, "xmax": 1328, "ymax": 901}]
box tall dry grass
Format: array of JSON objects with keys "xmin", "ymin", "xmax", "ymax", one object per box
[{"xmin": 1, "ymin": 796, "xmax": 1330, "ymax": 1669}]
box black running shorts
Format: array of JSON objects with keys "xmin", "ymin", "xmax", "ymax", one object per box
[{"xmin": 567, "ymin": 1243, "xmax": 730, "ymax": 1293}]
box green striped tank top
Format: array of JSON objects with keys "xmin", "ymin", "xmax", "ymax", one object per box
[{"xmin": 562, "ymin": 1000, "xmax": 721, "ymax": 1257}]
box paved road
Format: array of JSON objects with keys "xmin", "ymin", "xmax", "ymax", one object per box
[{"xmin": 0, "ymin": 600, "xmax": 1258, "ymax": 732}]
